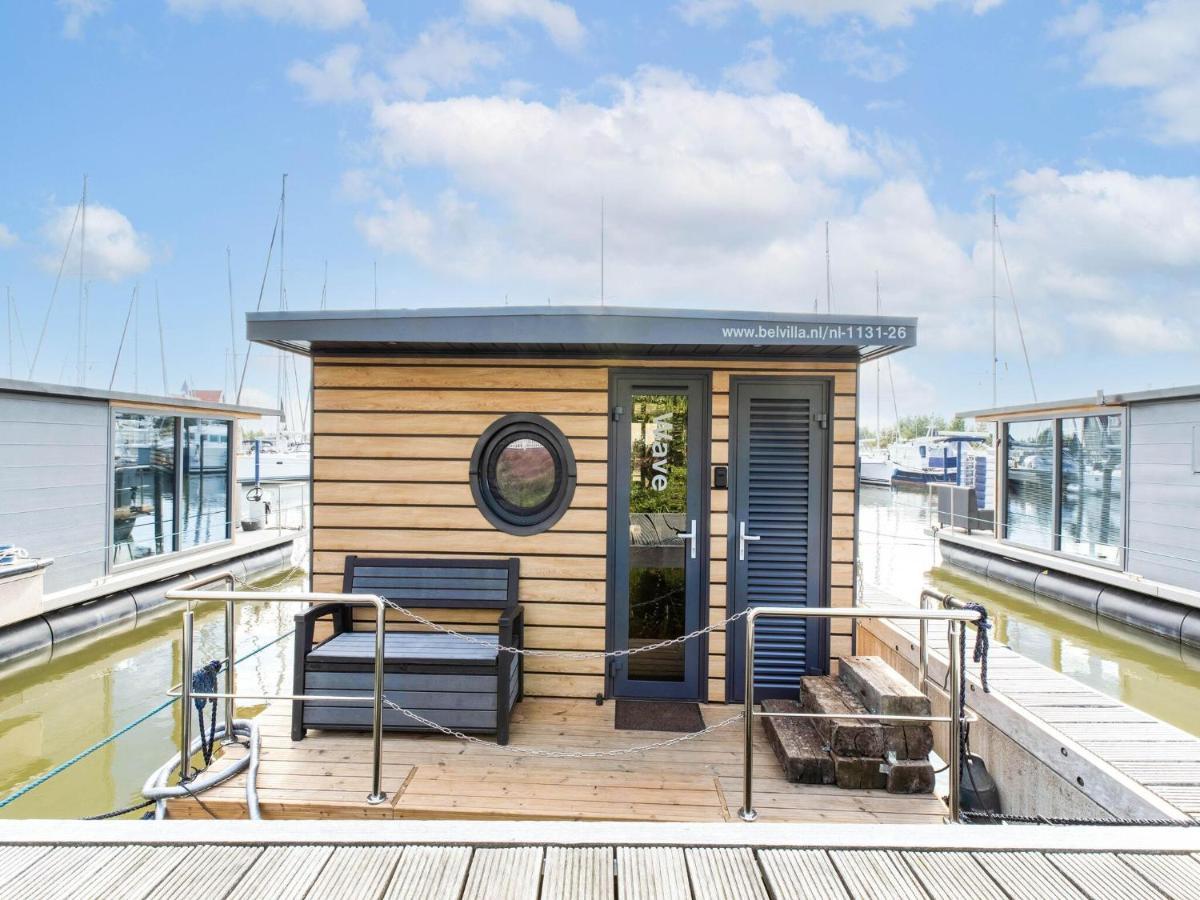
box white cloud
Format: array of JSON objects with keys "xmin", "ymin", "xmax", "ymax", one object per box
[
  {"xmin": 0, "ymin": 224, "xmax": 17, "ymax": 248},
  {"xmin": 822, "ymin": 24, "xmax": 908, "ymax": 81},
  {"xmin": 676, "ymin": 0, "xmax": 742, "ymax": 27},
  {"xmin": 344, "ymin": 68, "xmax": 1196, "ymax": 366},
  {"xmin": 39, "ymin": 203, "xmax": 151, "ymax": 282},
  {"xmin": 465, "ymin": 0, "xmax": 585, "ymax": 50},
  {"xmin": 288, "ymin": 44, "xmax": 368, "ymax": 103},
  {"xmin": 722, "ymin": 38, "xmax": 785, "ymax": 93},
  {"xmin": 1073, "ymin": 311, "xmax": 1195, "ymax": 353},
  {"xmin": 682, "ymin": 0, "xmax": 1002, "ymax": 29},
  {"xmin": 58, "ymin": 0, "xmax": 108, "ymax": 39},
  {"xmin": 1060, "ymin": 0, "xmax": 1200, "ymax": 144},
  {"xmin": 288, "ymin": 23, "xmax": 502, "ymax": 104},
  {"xmin": 166, "ymin": 0, "xmax": 367, "ymax": 30}
]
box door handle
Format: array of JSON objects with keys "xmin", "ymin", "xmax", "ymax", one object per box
[
  {"xmin": 739, "ymin": 520, "xmax": 761, "ymax": 561},
  {"xmin": 675, "ymin": 519, "xmax": 697, "ymax": 559}
]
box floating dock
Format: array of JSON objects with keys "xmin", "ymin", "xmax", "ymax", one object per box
[{"xmin": 2, "ymin": 820, "xmax": 1198, "ymax": 899}]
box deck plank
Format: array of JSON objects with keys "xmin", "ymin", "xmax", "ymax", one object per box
[
  {"xmin": 902, "ymin": 852, "xmax": 1008, "ymax": 900},
  {"xmin": 971, "ymin": 852, "xmax": 1087, "ymax": 900},
  {"xmin": 828, "ymin": 850, "xmax": 930, "ymax": 900},
  {"xmin": 383, "ymin": 845, "xmax": 473, "ymax": 900},
  {"xmin": 0, "ymin": 844, "xmax": 51, "ymax": 890},
  {"xmin": 758, "ymin": 849, "xmax": 850, "ymax": 900},
  {"xmin": 1046, "ymin": 853, "xmax": 1166, "ymax": 900},
  {"xmin": 617, "ymin": 847, "xmax": 690, "ymax": 900},
  {"xmin": 305, "ymin": 846, "xmax": 403, "ymax": 899},
  {"xmin": 542, "ymin": 847, "xmax": 614, "ymax": 900},
  {"xmin": 227, "ymin": 845, "xmax": 334, "ymax": 899},
  {"xmin": 78, "ymin": 845, "xmax": 192, "ymax": 900},
  {"xmin": 461, "ymin": 846, "xmax": 543, "ymax": 900},
  {"xmin": 142, "ymin": 845, "xmax": 263, "ymax": 900},
  {"xmin": 685, "ymin": 847, "xmax": 770, "ymax": 900},
  {"xmin": 1118, "ymin": 853, "xmax": 1200, "ymax": 900},
  {"xmin": 0, "ymin": 845, "xmax": 122, "ymax": 900}
]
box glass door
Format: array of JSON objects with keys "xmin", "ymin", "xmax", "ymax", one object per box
[{"xmin": 610, "ymin": 373, "xmax": 707, "ymax": 699}]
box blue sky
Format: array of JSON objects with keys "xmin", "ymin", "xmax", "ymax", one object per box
[{"xmin": 1, "ymin": 0, "xmax": 1197, "ymax": 422}]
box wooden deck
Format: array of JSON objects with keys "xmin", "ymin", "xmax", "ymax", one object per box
[
  {"xmin": 165, "ymin": 698, "xmax": 949, "ymax": 824},
  {"xmin": 861, "ymin": 583, "xmax": 1200, "ymax": 822},
  {"xmin": 3, "ymin": 828, "xmax": 1199, "ymax": 900}
]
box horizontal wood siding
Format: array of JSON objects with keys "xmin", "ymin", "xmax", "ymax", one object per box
[{"xmin": 313, "ymin": 356, "xmax": 858, "ymax": 701}]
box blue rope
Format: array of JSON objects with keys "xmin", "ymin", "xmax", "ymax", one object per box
[{"xmin": 0, "ymin": 626, "xmax": 295, "ymax": 810}]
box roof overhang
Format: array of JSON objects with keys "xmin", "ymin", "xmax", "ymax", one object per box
[
  {"xmin": 247, "ymin": 306, "xmax": 917, "ymax": 363},
  {"xmin": 960, "ymin": 383, "xmax": 1200, "ymax": 422},
  {"xmin": 0, "ymin": 377, "xmax": 279, "ymax": 418}
]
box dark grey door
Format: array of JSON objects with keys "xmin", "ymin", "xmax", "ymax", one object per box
[
  {"xmin": 609, "ymin": 373, "xmax": 707, "ymax": 700},
  {"xmin": 728, "ymin": 379, "xmax": 828, "ymax": 702}
]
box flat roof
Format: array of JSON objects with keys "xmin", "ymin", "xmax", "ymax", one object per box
[
  {"xmin": 960, "ymin": 383, "xmax": 1200, "ymax": 421},
  {"xmin": 0, "ymin": 377, "xmax": 279, "ymax": 418},
  {"xmin": 246, "ymin": 305, "xmax": 917, "ymax": 362}
]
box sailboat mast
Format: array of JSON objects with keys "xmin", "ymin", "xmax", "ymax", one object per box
[
  {"xmin": 6, "ymin": 287, "xmax": 11, "ymax": 379},
  {"xmin": 875, "ymin": 272, "xmax": 881, "ymax": 443},
  {"xmin": 156, "ymin": 282, "xmax": 168, "ymax": 395},
  {"xmin": 991, "ymin": 194, "xmax": 998, "ymax": 406},
  {"xmin": 824, "ymin": 221, "xmax": 832, "ymax": 314},
  {"xmin": 277, "ymin": 174, "xmax": 288, "ymax": 435},
  {"xmin": 77, "ymin": 175, "xmax": 87, "ymax": 384},
  {"xmin": 600, "ymin": 196, "xmax": 605, "ymax": 306},
  {"xmin": 226, "ymin": 247, "xmax": 237, "ymax": 401}
]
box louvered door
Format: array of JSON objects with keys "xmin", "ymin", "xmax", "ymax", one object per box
[{"xmin": 729, "ymin": 380, "xmax": 827, "ymax": 702}]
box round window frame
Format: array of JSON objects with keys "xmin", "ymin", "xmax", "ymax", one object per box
[{"xmin": 470, "ymin": 414, "xmax": 577, "ymax": 535}]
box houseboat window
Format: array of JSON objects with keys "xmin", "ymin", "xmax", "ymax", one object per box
[
  {"xmin": 470, "ymin": 414, "xmax": 576, "ymax": 534},
  {"xmin": 1004, "ymin": 419, "xmax": 1054, "ymax": 549},
  {"xmin": 181, "ymin": 418, "xmax": 232, "ymax": 549},
  {"xmin": 627, "ymin": 393, "xmax": 688, "ymax": 682},
  {"xmin": 1060, "ymin": 415, "xmax": 1123, "ymax": 563},
  {"xmin": 112, "ymin": 412, "xmax": 177, "ymax": 563}
]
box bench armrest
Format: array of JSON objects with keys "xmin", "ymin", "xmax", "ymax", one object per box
[
  {"xmin": 294, "ymin": 602, "xmax": 351, "ymax": 656},
  {"xmin": 498, "ymin": 604, "xmax": 524, "ymax": 647}
]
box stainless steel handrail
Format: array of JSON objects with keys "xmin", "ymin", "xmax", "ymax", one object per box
[
  {"xmin": 165, "ymin": 584, "xmax": 389, "ymax": 805},
  {"xmin": 737, "ymin": 605, "xmax": 982, "ymax": 824}
]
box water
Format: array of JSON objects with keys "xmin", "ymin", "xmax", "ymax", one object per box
[
  {"xmin": 0, "ymin": 569, "xmax": 302, "ymax": 819},
  {"xmin": 859, "ymin": 484, "xmax": 1200, "ymax": 739}
]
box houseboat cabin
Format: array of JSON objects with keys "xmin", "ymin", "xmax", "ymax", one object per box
[
  {"xmin": 942, "ymin": 384, "xmax": 1200, "ymax": 650},
  {"xmin": 250, "ymin": 306, "xmax": 917, "ymax": 705}
]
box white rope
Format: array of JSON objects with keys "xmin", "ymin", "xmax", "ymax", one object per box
[{"xmin": 381, "ymin": 698, "xmax": 744, "ymax": 758}]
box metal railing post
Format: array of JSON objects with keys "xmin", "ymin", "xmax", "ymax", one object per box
[
  {"xmin": 179, "ymin": 607, "xmax": 194, "ymax": 783},
  {"xmin": 918, "ymin": 599, "xmax": 929, "ymax": 690},
  {"xmin": 948, "ymin": 619, "xmax": 963, "ymax": 822},
  {"xmin": 738, "ymin": 609, "xmax": 758, "ymax": 822},
  {"xmin": 367, "ymin": 598, "xmax": 388, "ymax": 805},
  {"xmin": 222, "ymin": 589, "xmax": 237, "ymax": 745}
]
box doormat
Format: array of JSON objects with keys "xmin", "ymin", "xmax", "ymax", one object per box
[{"xmin": 614, "ymin": 700, "xmax": 705, "ymax": 733}]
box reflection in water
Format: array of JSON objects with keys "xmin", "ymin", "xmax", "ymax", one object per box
[
  {"xmin": 859, "ymin": 485, "xmax": 1200, "ymax": 738},
  {"xmin": 0, "ymin": 569, "xmax": 302, "ymax": 819}
]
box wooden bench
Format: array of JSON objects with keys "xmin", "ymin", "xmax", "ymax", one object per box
[{"xmin": 291, "ymin": 556, "xmax": 524, "ymax": 744}]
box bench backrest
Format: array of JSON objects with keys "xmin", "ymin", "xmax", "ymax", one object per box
[{"xmin": 342, "ymin": 556, "xmax": 519, "ymax": 611}]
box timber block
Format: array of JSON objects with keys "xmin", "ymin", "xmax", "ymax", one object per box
[
  {"xmin": 800, "ymin": 675, "xmax": 885, "ymax": 758},
  {"xmin": 761, "ymin": 699, "xmax": 834, "ymax": 785},
  {"xmin": 884, "ymin": 724, "xmax": 934, "ymax": 761},
  {"xmin": 832, "ymin": 753, "xmax": 887, "ymax": 790},
  {"xmin": 884, "ymin": 758, "xmax": 935, "ymax": 794},
  {"xmin": 839, "ymin": 656, "xmax": 931, "ymax": 718}
]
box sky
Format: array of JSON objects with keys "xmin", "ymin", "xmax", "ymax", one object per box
[{"xmin": 0, "ymin": 0, "xmax": 1197, "ymax": 424}]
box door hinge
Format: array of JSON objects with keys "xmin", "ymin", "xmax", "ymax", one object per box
[
  {"xmin": 611, "ymin": 405, "xmax": 624, "ymax": 422},
  {"xmin": 814, "ymin": 412, "xmax": 828, "ymax": 429}
]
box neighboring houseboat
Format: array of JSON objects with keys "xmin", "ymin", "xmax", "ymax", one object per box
[
  {"xmin": 940, "ymin": 384, "xmax": 1200, "ymax": 650},
  {"xmin": 247, "ymin": 305, "xmax": 917, "ymax": 704},
  {"xmin": 889, "ymin": 431, "xmax": 989, "ymax": 487},
  {"xmin": 0, "ymin": 378, "xmax": 296, "ymax": 666}
]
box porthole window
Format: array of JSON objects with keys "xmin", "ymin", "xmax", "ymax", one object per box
[{"xmin": 471, "ymin": 415, "xmax": 576, "ymax": 534}]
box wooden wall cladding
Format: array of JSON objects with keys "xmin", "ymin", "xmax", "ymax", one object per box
[{"xmin": 311, "ymin": 356, "xmax": 859, "ymax": 702}]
